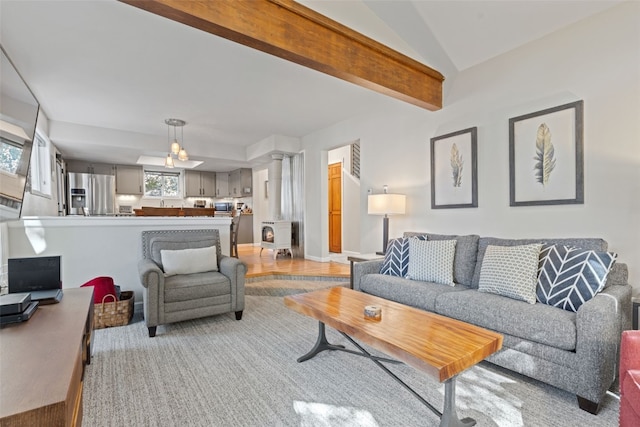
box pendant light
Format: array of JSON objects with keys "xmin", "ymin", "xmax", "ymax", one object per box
[
  {"xmin": 164, "ymin": 118, "xmax": 188, "ymax": 167},
  {"xmin": 165, "ymin": 153, "xmax": 175, "ymax": 168},
  {"xmin": 177, "ymin": 124, "xmax": 188, "ymax": 161}
]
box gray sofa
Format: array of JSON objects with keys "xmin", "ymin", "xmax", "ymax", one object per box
[
  {"xmin": 138, "ymin": 229, "xmax": 247, "ymax": 337},
  {"xmin": 353, "ymin": 232, "xmax": 633, "ymax": 414}
]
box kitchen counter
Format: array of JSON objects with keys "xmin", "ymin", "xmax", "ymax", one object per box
[{"xmin": 134, "ymin": 207, "xmax": 215, "ymax": 217}]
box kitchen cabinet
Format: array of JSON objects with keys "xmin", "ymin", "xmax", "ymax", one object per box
[
  {"xmin": 216, "ymin": 172, "xmax": 229, "ymax": 197},
  {"xmin": 66, "ymin": 160, "xmax": 114, "ymax": 175},
  {"xmin": 115, "ymin": 165, "xmax": 143, "ymax": 195},
  {"xmin": 229, "ymin": 168, "xmax": 252, "ymax": 197},
  {"xmin": 185, "ymin": 171, "xmax": 216, "ymax": 197}
]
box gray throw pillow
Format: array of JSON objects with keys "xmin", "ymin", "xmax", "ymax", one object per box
[
  {"xmin": 406, "ymin": 239, "xmax": 456, "ymax": 286},
  {"xmin": 478, "ymin": 243, "xmax": 542, "ymax": 304}
]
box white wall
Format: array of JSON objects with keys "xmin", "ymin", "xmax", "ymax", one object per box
[
  {"xmin": 328, "ymin": 144, "xmax": 351, "ymax": 174},
  {"xmin": 342, "ymin": 171, "xmax": 361, "ymax": 254},
  {"xmin": 252, "ymin": 167, "xmax": 269, "ymax": 243},
  {"xmin": 6, "ymin": 217, "xmax": 232, "ymax": 303},
  {"xmin": 21, "ymin": 110, "xmax": 59, "ymax": 217},
  {"xmin": 301, "ymin": 2, "xmax": 640, "ymax": 292}
]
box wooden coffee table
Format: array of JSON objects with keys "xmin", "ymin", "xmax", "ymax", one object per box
[{"xmin": 284, "ymin": 287, "xmax": 503, "ymax": 427}]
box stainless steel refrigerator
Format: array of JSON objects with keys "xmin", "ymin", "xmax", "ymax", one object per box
[{"xmin": 67, "ymin": 172, "xmax": 116, "ymax": 215}]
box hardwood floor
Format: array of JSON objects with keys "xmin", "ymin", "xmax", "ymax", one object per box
[{"xmin": 238, "ymin": 245, "xmax": 350, "ymax": 280}]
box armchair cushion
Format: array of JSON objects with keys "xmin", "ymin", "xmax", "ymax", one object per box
[
  {"xmin": 161, "ymin": 245, "xmax": 218, "ymax": 276},
  {"xmin": 148, "ymin": 234, "xmax": 220, "ymax": 271},
  {"xmin": 164, "ymin": 271, "xmax": 230, "ymax": 303}
]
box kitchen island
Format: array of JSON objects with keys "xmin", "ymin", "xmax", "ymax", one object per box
[
  {"xmin": 6, "ymin": 216, "xmax": 232, "ymax": 306},
  {"xmin": 134, "ymin": 207, "xmax": 215, "ymax": 216}
]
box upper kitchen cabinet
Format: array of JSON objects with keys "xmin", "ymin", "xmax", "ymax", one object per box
[
  {"xmin": 229, "ymin": 168, "xmax": 252, "ymax": 197},
  {"xmin": 216, "ymin": 172, "xmax": 229, "ymax": 198},
  {"xmin": 66, "ymin": 160, "xmax": 115, "ymax": 175},
  {"xmin": 185, "ymin": 170, "xmax": 216, "ymax": 197},
  {"xmin": 115, "ymin": 165, "xmax": 143, "ymax": 195}
]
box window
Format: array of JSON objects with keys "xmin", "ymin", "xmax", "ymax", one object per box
[
  {"xmin": 30, "ymin": 131, "xmax": 51, "ymax": 197},
  {"xmin": 0, "ymin": 136, "xmax": 23, "ymax": 174},
  {"xmin": 144, "ymin": 170, "xmax": 180, "ymax": 198}
]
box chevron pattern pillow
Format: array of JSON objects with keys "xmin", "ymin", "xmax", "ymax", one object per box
[
  {"xmin": 379, "ymin": 235, "xmax": 426, "ymax": 277},
  {"xmin": 536, "ymin": 244, "xmax": 617, "ymax": 312}
]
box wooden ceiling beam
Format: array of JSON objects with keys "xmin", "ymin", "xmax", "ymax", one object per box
[{"xmin": 119, "ymin": 0, "xmax": 444, "ymax": 110}]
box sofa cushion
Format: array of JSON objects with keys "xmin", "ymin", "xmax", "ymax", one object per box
[
  {"xmin": 406, "ymin": 239, "xmax": 456, "ymax": 286},
  {"xmin": 379, "ymin": 235, "xmax": 426, "ymax": 277},
  {"xmin": 478, "ymin": 244, "xmax": 542, "ymax": 304},
  {"xmin": 161, "ymin": 245, "xmax": 218, "ymax": 276},
  {"xmin": 436, "ymin": 289, "xmax": 577, "ymax": 351},
  {"xmin": 360, "ymin": 273, "xmax": 467, "ymax": 312},
  {"xmin": 405, "ymin": 233, "xmax": 479, "ymax": 287},
  {"xmin": 164, "ymin": 271, "xmax": 230, "ymax": 303},
  {"xmin": 471, "ymin": 237, "xmax": 608, "ymax": 289},
  {"xmin": 537, "ymin": 244, "xmax": 617, "ymax": 312}
]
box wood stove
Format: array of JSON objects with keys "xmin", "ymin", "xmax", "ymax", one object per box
[{"xmin": 260, "ymin": 220, "xmax": 292, "ymax": 259}]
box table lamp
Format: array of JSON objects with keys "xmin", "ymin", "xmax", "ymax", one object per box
[{"xmin": 368, "ymin": 186, "xmax": 406, "ymax": 255}]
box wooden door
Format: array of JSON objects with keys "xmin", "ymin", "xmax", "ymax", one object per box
[{"xmin": 328, "ymin": 162, "xmax": 342, "ymax": 253}]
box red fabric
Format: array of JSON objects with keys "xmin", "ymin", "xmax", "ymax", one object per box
[
  {"xmin": 80, "ymin": 276, "xmax": 117, "ymax": 304},
  {"xmin": 620, "ymin": 330, "xmax": 640, "ymax": 427}
]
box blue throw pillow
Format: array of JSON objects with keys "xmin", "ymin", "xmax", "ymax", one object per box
[
  {"xmin": 536, "ymin": 244, "xmax": 617, "ymax": 312},
  {"xmin": 379, "ymin": 235, "xmax": 426, "ymax": 277}
]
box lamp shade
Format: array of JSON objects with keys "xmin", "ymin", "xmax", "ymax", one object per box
[{"xmin": 368, "ymin": 194, "xmax": 406, "ymax": 215}]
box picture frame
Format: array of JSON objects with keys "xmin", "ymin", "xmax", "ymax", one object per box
[
  {"xmin": 509, "ymin": 100, "xmax": 584, "ymax": 206},
  {"xmin": 430, "ymin": 127, "xmax": 478, "ymax": 209}
]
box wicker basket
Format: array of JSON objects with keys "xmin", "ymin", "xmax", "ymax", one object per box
[{"xmin": 94, "ymin": 291, "xmax": 134, "ymax": 329}]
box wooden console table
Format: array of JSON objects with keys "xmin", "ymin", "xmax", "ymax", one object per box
[{"xmin": 0, "ymin": 288, "xmax": 94, "ymax": 426}]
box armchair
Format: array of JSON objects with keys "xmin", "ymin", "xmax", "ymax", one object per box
[
  {"xmin": 138, "ymin": 229, "xmax": 246, "ymax": 337},
  {"xmin": 620, "ymin": 330, "xmax": 640, "ymax": 426}
]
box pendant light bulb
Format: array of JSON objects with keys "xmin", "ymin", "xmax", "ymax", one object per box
[
  {"xmin": 165, "ymin": 153, "xmax": 175, "ymax": 168},
  {"xmin": 170, "ymin": 140, "xmax": 180, "ymax": 155},
  {"xmin": 178, "ymin": 147, "xmax": 188, "ymax": 161}
]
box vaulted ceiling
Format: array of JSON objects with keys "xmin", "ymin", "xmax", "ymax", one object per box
[{"xmin": 0, "ymin": 0, "xmax": 622, "ymax": 171}]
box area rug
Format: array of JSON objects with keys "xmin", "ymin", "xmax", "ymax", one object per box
[{"xmin": 83, "ymin": 294, "xmax": 619, "ymax": 426}]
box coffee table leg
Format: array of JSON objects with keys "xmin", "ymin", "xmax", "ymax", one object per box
[
  {"xmin": 440, "ymin": 376, "xmax": 475, "ymax": 427},
  {"xmin": 297, "ymin": 321, "xmax": 345, "ymax": 363}
]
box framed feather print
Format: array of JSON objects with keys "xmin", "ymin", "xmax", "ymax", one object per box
[
  {"xmin": 430, "ymin": 127, "xmax": 478, "ymax": 209},
  {"xmin": 509, "ymin": 100, "xmax": 584, "ymax": 206}
]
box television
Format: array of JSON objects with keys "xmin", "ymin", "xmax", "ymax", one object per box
[
  {"xmin": 8, "ymin": 255, "xmax": 61, "ymax": 293},
  {"xmin": 0, "ymin": 44, "xmax": 40, "ymax": 222}
]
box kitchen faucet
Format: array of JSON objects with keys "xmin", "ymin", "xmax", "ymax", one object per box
[{"xmin": 160, "ymin": 199, "xmax": 164, "ymax": 207}]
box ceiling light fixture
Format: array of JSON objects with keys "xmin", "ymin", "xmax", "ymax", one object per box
[
  {"xmin": 164, "ymin": 118, "xmax": 188, "ymax": 167},
  {"xmin": 165, "ymin": 153, "xmax": 175, "ymax": 168}
]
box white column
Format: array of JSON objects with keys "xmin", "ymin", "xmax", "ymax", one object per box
[{"xmin": 268, "ymin": 153, "xmax": 283, "ymax": 220}]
